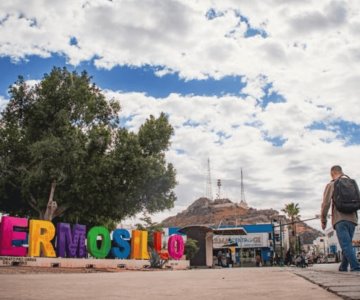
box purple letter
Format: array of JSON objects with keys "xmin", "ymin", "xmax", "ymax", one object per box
[{"xmin": 56, "ymin": 223, "xmax": 87, "ymax": 258}]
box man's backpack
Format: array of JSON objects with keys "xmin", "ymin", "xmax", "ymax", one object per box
[{"xmin": 333, "ymin": 175, "xmax": 360, "ymax": 214}]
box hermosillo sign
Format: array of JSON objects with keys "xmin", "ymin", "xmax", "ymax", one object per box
[{"xmin": 0, "ymin": 216, "xmax": 185, "ymax": 260}]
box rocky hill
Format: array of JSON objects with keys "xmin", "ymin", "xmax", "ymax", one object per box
[{"xmin": 162, "ymin": 197, "xmax": 323, "ymax": 244}]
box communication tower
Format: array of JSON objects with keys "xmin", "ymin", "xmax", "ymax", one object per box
[
  {"xmin": 239, "ymin": 168, "xmax": 248, "ymax": 209},
  {"xmin": 216, "ymin": 179, "xmax": 222, "ymax": 199},
  {"xmin": 205, "ymin": 158, "xmax": 213, "ymax": 200}
]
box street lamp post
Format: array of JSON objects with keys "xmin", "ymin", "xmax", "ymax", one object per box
[
  {"xmin": 271, "ymin": 220, "xmax": 276, "ymax": 266},
  {"xmin": 279, "ymin": 220, "xmax": 284, "ymax": 266}
]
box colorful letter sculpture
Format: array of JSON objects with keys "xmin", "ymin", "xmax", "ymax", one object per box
[
  {"xmin": 168, "ymin": 235, "xmax": 184, "ymax": 260},
  {"xmin": 56, "ymin": 223, "xmax": 87, "ymax": 258},
  {"xmin": 28, "ymin": 220, "xmax": 56, "ymax": 257},
  {"xmin": 87, "ymin": 226, "xmax": 111, "ymax": 258},
  {"xmin": 153, "ymin": 231, "xmax": 162, "ymax": 253},
  {"xmin": 0, "ymin": 215, "xmax": 185, "ymax": 261},
  {"xmin": 111, "ymin": 229, "xmax": 130, "ymax": 259},
  {"xmin": 0, "ymin": 216, "xmax": 28, "ymax": 256},
  {"xmin": 131, "ymin": 230, "xmax": 149, "ymax": 259},
  {"xmin": 153, "ymin": 231, "xmax": 169, "ymax": 260}
]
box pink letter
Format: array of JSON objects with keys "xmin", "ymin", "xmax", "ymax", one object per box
[
  {"xmin": 168, "ymin": 235, "xmax": 184, "ymax": 260},
  {"xmin": 0, "ymin": 216, "xmax": 28, "ymax": 256}
]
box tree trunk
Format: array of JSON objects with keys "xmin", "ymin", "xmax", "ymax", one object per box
[
  {"xmin": 43, "ymin": 181, "xmax": 57, "ymax": 220},
  {"xmin": 28, "ymin": 194, "xmax": 44, "ymax": 219},
  {"xmin": 28, "ymin": 181, "xmax": 69, "ymax": 221}
]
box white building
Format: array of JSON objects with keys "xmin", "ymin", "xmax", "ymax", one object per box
[
  {"xmin": 313, "ymin": 236, "xmax": 328, "ymax": 256},
  {"xmin": 321, "ymin": 223, "xmax": 360, "ymax": 260}
]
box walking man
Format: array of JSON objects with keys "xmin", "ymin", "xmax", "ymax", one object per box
[{"xmin": 321, "ymin": 165, "xmax": 360, "ymax": 272}]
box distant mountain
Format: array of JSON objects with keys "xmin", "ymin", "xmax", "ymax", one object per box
[{"xmin": 161, "ymin": 197, "xmax": 323, "ymax": 244}]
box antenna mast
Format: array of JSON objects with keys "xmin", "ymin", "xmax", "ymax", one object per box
[
  {"xmin": 241, "ymin": 169, "xmax": 245, "ymax": 203},
  {"xmin": 216, "ymin": 179, "xmax": 222, "ymax": 199},
  {"xmin": 205, "ymin": 158, "xmax": 213, "ymax": 200},
  {"xmin": 240, "ymin": 168, "xmax": 248, "ymax": 209}
]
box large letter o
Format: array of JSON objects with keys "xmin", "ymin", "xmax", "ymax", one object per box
[
  {"xmin": 168, "ymin": 235, "xmax": 184, "ymax": 260},
  {"xmin": 87, "ymin": 226, "xmax": 111, "ymax": 258}
]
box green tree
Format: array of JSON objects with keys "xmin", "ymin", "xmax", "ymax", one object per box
[
  {"xmin": 135, "ymin": 214, "xmax": 163, "ymax": 248},
  {"xmin": 0, "ymin": 67, "xmax": 177, "ymax": 226},
  {"xmin": 184, "ymin": 238, "xmax": 199, "ymax": 260},
  {"xmin": 282, "ymin": 202, "xmax": 301, "ymax": 254}
]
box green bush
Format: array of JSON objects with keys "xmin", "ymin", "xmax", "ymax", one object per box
[{"xmin": 184, "ymin": 238, "xmax": 199, "ymax": 260}]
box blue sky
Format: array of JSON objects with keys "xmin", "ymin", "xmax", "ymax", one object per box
[
  {"xmin": 0, "ymin": 55, "xmax": 246, "ymax": 99},
  {"xmin": 1, "ymin": 0, "xmax": 360, "ymax": 227}
]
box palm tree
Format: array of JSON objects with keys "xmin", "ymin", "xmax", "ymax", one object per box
[{"xmin": 282, "ymin": 203, "xmax": 301, "ymax": 254}]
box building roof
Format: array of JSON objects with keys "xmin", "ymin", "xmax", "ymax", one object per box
[
  {"xmin": 179, "ymin": 225, "xmax": 213, "ymax": 234},
  {"xmin": 215, "ymin": 223, "xmax": 273, "ymax": 233},
  {"xmin": 213, "ymin": 227, "xmax": 247, "ymax": 235}
]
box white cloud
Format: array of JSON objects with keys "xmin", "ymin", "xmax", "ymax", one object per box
[
  {"xmin": 106, "ymin": 91, "xmax": 360, "ymax": 229},
  {"xmin": 288, "ymin": 1, "xmax": 348, "ymax": 34}
]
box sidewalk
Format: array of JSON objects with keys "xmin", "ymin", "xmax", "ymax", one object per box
[
  {"xmin": 0, "ymin": 266, "xmax": 341, "ymax": 300},
  {"xmin": 292, "ymin": 264, "xmax": 360, "ymax": 300}
]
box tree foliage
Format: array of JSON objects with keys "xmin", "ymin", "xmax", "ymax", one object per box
[
  {"xmin": 0, "ymin": 67, "xmax": 177, "ymax": 226},
  {"xmin": 135, "ymin": 214, "xmax": 164, "ymax": 248},
  {"xmin": 282, "ymin": 203, "xmax": 300, "ymax": 222},
  {"xmin": 184, "ymin": 238, "xmax": 199, "ymax": 260},
  {"xmin": 282, "ymin": 202, "xmax": 301, "ymax": 254}
]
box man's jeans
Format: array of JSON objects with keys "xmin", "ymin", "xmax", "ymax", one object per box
[{"xmin": 335, "ymin": 221, "xmax": 360, "ymax": 271}]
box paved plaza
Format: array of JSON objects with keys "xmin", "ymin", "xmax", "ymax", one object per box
[{"xmin": 0, "ymin": 266, "xmax": 351, "ymax": 300}]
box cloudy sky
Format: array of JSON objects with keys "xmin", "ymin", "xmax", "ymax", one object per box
[{"xmin": 1, "ymin": 0, "xmax": 360, "ymax": 229}]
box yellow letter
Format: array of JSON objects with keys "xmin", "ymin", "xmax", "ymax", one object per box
[
  {"xmin": 130, "ymin": 230, "xmax": 149, "ymax": 259},
  {"xmin": 28, "ymin": 220, "xmax": 56, "ymax": 257}
]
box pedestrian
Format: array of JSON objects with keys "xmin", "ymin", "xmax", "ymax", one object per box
[
  {"xmin": 285, "ymin": 249, "xmax": 292, "ymax": 266},
  {"xmin": 300, "ymin": 252, "xmax": 306, "ymax": 268},
  {"xmin": 274, "ymin": 253, "xmax": 280, "ymax": 265},
  {"xmin": 226, "ymin": 250, "xmax": 231, "ymax": 267},
  {"xmin": 255, "ymin": 254, "xmax": 261, "ymax": 267},
  {"xmin": 321, "ymin": 165, "xmax": 360, "ymax": 272},
  {"xmin": 217, "ymin": 250, "xmax": 223, "ymax": 267}
]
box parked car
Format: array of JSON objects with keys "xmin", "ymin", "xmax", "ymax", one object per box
[{"xmin": 325, "ymin": 254, "xmax": 336, "ymax": 263}]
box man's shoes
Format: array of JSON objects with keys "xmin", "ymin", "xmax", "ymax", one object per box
[{"xmin": 350, "ymin": 268, "xmax": 360, "ymax": 272}]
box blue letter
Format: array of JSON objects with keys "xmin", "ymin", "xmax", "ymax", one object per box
[{"xmin": 111, "ymin": 229, "xmax": 130, "ymax": 259}]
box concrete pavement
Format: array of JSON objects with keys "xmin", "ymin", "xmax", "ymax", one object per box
[
  {"xmin": 293, "ymin": 264, "xmax": 360, "ymax": 300},
  {"xmin": 0, "ymin": 267, "xmax": 341, "ymax": 300}
]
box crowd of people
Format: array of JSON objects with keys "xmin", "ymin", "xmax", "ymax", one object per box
[
  {"xmin": 215, "ymin": 249, "xmax": 313, "ymax": 268},
  {"xmin": 216, "ymin": 250, "xmax": 234, "ymax": 267}
]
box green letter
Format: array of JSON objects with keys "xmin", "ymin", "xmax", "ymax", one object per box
[{"xmin": 87, "ymin": 226, "xmax": 111, "ymax": 258}]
